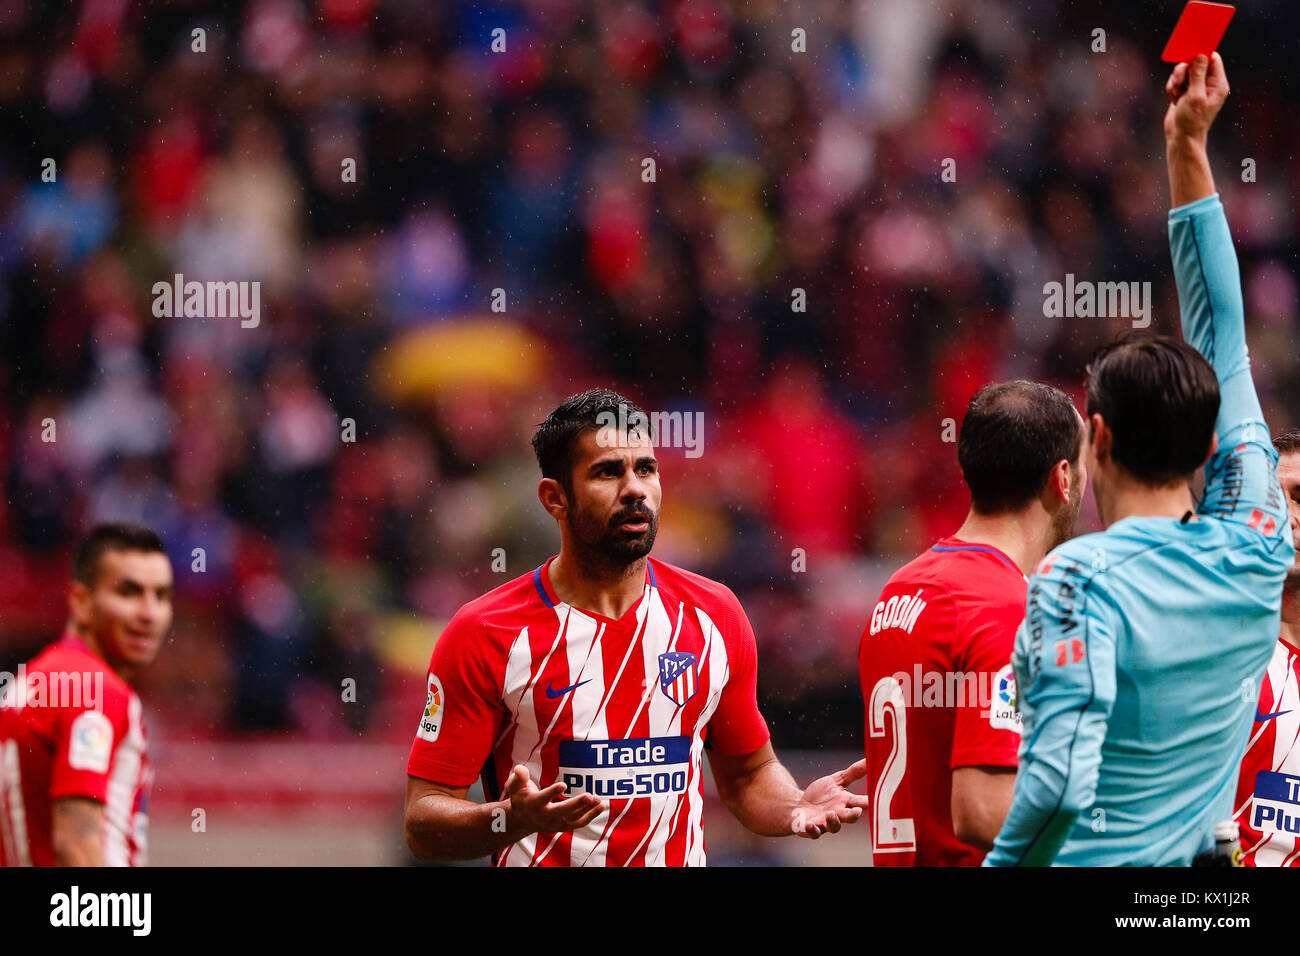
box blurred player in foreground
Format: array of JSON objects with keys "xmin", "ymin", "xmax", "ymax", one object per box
[
  {"xmin": 1235, "ymin": 429, "xmax": 1300, "ymax": 865},
  {"xmin": 859, "ymin": 382, "xmax": 1086, "ymax": 866},
  {"xmin": 986, "ymin": 54, "xmax": 1295, "ymax": 866},
  {"xmin": 0, "ymin": 523, "xmax": 172, "ymax": 866},
  {"xmin": 403, "ymin": 389, "xmax": 869, "ymax": 866}
]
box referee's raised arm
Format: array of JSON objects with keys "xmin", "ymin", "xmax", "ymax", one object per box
[
  {"xmin": 1165, "ymin": 53, "xmax": 1243, "ymax": 396},
  {"xmin": 1165, "ymin": 56, "xmax": 1291, "ymax": 549},
  {"xmin": 1164, "ymin": 54, "xmax": 1228, "ymax": 208}
]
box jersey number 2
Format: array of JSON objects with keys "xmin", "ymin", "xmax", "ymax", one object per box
[{"xmin": 868, "ymin": 677, "xmax": 916, "ymax": 854}]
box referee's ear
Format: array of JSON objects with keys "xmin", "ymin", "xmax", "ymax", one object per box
[{"xmin": 1089, "ymin": 413, "xmax": 1112, "ymax": 464}]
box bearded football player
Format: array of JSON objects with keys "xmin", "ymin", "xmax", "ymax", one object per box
[{"xmin": 403, "ymin": 388, "xmax": 868, "ymax": 866}]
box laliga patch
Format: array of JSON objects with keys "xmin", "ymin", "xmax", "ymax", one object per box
[
  {"xmin": 988, "ymin": 664, "xmax": 1023, "ymax": 733},
  {"xmin": 416, "ymin": 674, "xmax": 444, "ymax": 743},
  {"xmin": 68, "ymin": 711, "xmax": 113, "ymax": 774},
  {"xmin": 1250, "ymin": 770, "xmax": 1300, "ymax": 836}
]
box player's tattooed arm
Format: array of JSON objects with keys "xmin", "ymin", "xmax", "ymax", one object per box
[
  {"xmin": 709, "ymin": 742, "xmax": 869, "ymax": 839},
  {"xmin": 52, "ymin": 797, "xmax": 106, "ymax": 867},
  {"xmin": 1164, "ymin": 53, "xmax": 1229, "ymax": 207},
  {"xmin": 403, "ymin": 768, "xmax": 604, "ymax": 862}
]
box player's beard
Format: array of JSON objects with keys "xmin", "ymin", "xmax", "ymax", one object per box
[{"xmin": 569, "ymin": 500, "xmax": 659, "ymax": 569}]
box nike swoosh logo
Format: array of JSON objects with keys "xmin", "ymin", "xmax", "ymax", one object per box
[
  {"xmin": 546, "ymin": 679, "xmax": 591, "ymax": 699},
  {"xmin": 1256, "ymin": 709, "xmax": 1292, "ymax": 722}
]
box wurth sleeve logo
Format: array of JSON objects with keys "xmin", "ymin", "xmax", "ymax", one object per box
[{"xmin": 1055, "ymin": 639, "xmax": 1086, "ymax": 667}]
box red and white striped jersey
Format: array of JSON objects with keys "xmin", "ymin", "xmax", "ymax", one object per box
[
  {"xmin": 0, "ymin": 635, "xmax": 151, "ymax": 867},
  {"xmin": 1235, "ymin": 637, "xmax": 1300, "ymax": 866},
  {"xmin": 407, "ymin": 556, "xmax": 770, "ymax": 866}
]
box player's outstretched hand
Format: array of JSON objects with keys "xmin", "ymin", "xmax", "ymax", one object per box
[
  {"xmin": 502, "ymin": 763, "xmax": 604, "ymax": 835},
  {"xmin": 1164, "ymin": 52, "xmax": 1229, "ymax": 144},
  {"xmin": 791, "ymin": 758, "xmax": 870, "ymax": 839}
]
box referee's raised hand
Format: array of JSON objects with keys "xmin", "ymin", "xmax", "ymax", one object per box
[{"xmin": 1165, "ymin": 52, "xmax": 1230, "ymax": 144}]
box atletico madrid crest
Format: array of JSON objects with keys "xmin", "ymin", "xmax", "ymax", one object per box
[{"xmin": 658, "ymin": 652, "xmax": 698, "ymax": 706}]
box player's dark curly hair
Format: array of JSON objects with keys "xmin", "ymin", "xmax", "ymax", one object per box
[
  {"xmin": 73, "ymin": 522, "xmax": 167, "ymax": 586},
  {"xmin": 532, "ymin": 389, "xmax": 650, "ymax": 495},
  {"xmin": 959, "ymin": 380, "xmax": 1084, "ymax": 514},
  {"xmin": 1085, "ymin": 332, "xmax": 1220, "ymax": 485}
]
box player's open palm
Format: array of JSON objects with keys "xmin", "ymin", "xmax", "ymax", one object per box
[
  {"xmin": 503, "ymin": 764, "xmax": 605, "ymax": 835},
  {"xmin": 1164, "ymin": 52, "xmax": 1229, "ymax": 143},
  {"xmin": 791, "ymin": 758, "xmax": 870, "ymax": 839}
]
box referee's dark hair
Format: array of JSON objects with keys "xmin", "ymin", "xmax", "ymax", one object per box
[
  {"xmin": 959, "ymin": 381, "xmax": 1084, "ymax": 514},
  {"xmin": 73, "ymin": 522, "xmax": 167, "ymax": 586},
  {"xmin": 1085, "ymin": 332, "xmax": 1220, "ymax": 486}
]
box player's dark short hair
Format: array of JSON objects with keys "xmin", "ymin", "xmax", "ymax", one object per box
[
  {"xmin": 959, "ymin": 381, "xmax": 1083, "ymax": 515},
  {"xmin": 1274, "ymin": 429, "xmax": 1300, "ymax": 457},
  {"xmin": 73, "ymin": 522, "xmax": 167, "ymax": 586},
  {"xmin": 532, "ymin": 389, "xmax": 651, "ymax": 495},
  {"xmin": 1085, "ymin": 332, "xmax": 1220, "ymax": 486}
]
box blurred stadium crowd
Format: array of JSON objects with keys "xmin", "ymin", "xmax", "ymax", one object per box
[{"xmin": 3, "ymin": 0, "xmax": 1300, "ymax": 759}]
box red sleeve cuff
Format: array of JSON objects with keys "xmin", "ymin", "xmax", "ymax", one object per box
[
  {"xmin": 950, "ymin": 744, "xmax": 1018, "ymax": 770},
  {"xmin": 49, "ymin": 781, "xmax": 108, "ymax": 803},
  {"xmin": 705, "ymin": 723, "xmax": 771, "ymax": 758},
  {"xmin": 406, "ymin": 752, "xmax": 482, "ymax": 790}
]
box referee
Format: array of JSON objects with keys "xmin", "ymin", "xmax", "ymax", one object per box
[{"xmin": 985, "ymin": 54, "xmax": 1295, "ymax": 866}]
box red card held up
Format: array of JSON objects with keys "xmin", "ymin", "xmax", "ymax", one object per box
[{"xmin": 1162, "ymin": 2, "xmax": 1235, "ymax": 63}]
